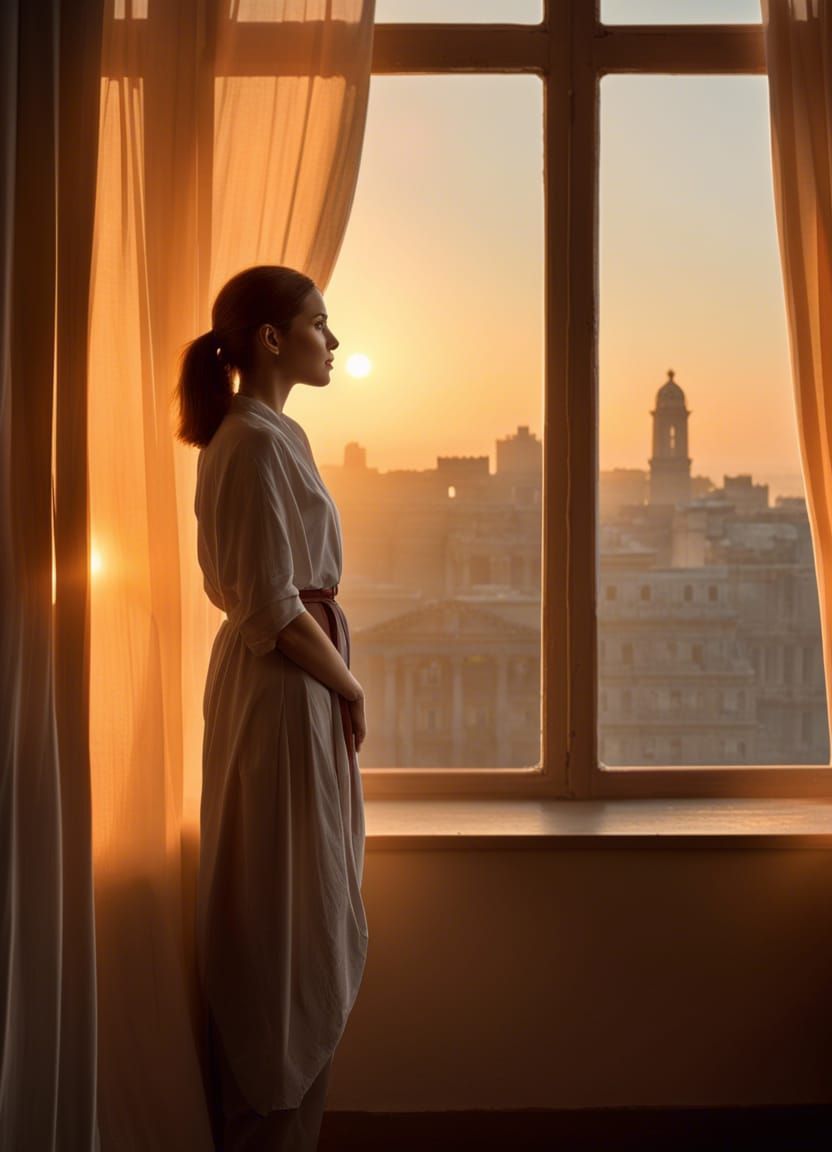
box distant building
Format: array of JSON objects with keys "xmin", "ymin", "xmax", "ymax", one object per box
[
  {"xmin": 599, "ymin": 468, "xmax": 648, "ymax": 519},
  {"xmin": 600, "ymin": 373, "xmax": 826, "ymax": 765},
  {"xmin": 649, "ymin": 369, "xmax": 692, "ymax": 508},
  {"xmin": 723, "ymin": 473, "xmax": 770, "ymax": 514},
  {"xmin": 353, "ymin": 601, "xmax": 539, "ymax": 768},
  {"xmin": 322, "ymin": 427, "xmax": 542, "ymax": 768},
  {"xmin": 598, "ymin": 557, "xmax": 758, "ymax": 765},
  {"xmin": 320, "ymin": 388, "xmax": 828, "ymax": 769}
]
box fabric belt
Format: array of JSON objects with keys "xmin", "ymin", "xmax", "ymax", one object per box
[
  {"xmin": 298, "ymin": 586, "xmax": 356, "ymax": 771},
  {"xmin": 298, "ymin": 584, "xmax": 339, "ymax": 603}
]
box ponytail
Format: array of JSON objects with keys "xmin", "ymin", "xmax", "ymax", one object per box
[{"xmin": 175, "ymin": 330, "xmax": 233, "ymax": 447}]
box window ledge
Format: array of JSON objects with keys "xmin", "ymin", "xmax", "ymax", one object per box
[{"xmin": 364, "ymin": 798, "xmax": 832, "ymax": 851}]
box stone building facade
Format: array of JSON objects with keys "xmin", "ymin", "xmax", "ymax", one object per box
[{"xmin": 320, "ymin": 377, "xmax": 828, "ymax": 769}]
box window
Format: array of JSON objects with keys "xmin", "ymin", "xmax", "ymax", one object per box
[
  {"xmin": 591, "ymin": 5, "xmax": 831, "ymax": 799},
  {"xmin": 118, "ymin": 2, "xmax": 830, "ymax": 802},
  {"xmin": 377, "ymin": 1, "xmax": 543, "ymax": 23},
  {"xmin": 308, "ymin": 39, "xmax": 545, "ymax": 786},
  {"xmin": 601, "ymin": 1, "xmax": 761, "ymax": 25}
]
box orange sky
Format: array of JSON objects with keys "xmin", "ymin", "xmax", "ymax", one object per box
[{"xmin": 288, "ymin": 2, "xmax": 804, "ymax": 498}]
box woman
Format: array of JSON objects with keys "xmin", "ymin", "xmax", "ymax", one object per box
[{"xmin": 176, "ymin": 265, "xmax": 369, "ymax": 1152}]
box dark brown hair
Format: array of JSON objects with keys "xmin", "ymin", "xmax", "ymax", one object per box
[{"xmin": 175, "ymin": 264, "xmax": 317, "ymax": 448}]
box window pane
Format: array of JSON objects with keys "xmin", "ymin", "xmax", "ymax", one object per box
[
  {"xmin": 234, "ymin": 0, "xmax": 368, "ymax": 18},
  {"xmin": 598, "ymin": 75, "xmax": 829, "ymax": 768},
  {"xmin": 113, "ymin": 0, "xmax": 148, "ymax": 16},
  {"xmin": 376, "ymin": 1, "xmax": 543, "ymax": 23},
  {"xmin": 289, "ymin": 75, "xmax": 544, "ymax": 769},
  {"xmin": 602, "ymin": 1, "xmax": 761, "ymax": 23}
]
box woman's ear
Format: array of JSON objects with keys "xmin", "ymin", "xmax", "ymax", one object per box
[{"xmin": 259, "ymin": 324, "xmax": 280, "ymax": 356}]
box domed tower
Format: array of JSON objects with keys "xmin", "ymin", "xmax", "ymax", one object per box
[{"xmin": 648, "ymin": 369, "xmax": 692, "ymax": 506}]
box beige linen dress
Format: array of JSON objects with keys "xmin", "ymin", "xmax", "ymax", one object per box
[{"xmin": 194, "ymin": 391, "xmax": 369, "ymax": 1115}]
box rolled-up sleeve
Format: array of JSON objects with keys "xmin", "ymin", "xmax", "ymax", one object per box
[{"xmin": 217, "ymin": 440, "xmax": 306, "ymax": 655}]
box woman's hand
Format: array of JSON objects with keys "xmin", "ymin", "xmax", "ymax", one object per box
[{"xmin": 347, "ymin": 689, "xmax": 367, "ymax": 753}]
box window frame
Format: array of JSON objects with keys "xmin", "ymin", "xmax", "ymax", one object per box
[
  {"xmin": 103, "ymin": 1, "xmax": 832, "ymax": 801},
  {"xmin": 580, "ymin": 4, "xmax": 832, "ymax": 800},
  {"xmin": 365, "ymin": 2, "xmax": 832, "ymax": 801}
]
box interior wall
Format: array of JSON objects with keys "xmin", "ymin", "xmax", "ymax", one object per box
[{"xmin": 327, "ymin": 845, "xmax": 832, "ymax": 1111}]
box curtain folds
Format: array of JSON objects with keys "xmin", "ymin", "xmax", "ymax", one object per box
[
  {"xmin": 89, "ymin": 1, "xmax": 375, "ymax": 1145},
  {"xmin": 3, "ymin": 0, "xmax": 826, "ymax": 1147},
  {"xmin": 762, "ymin": 0, "xmax": 832, "ymax": 754},
  {"xmin": 1, "ymin": 2, "xmax": 104, "ymax": 1150}
]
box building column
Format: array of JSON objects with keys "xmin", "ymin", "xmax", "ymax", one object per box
[
  {"xmin": 451, "ymin": 656, "xmax": 464, "ymax": 764},
  {"xmin": 496, "ymin": 655, "xmax": 510, "ymax": 765},
  {"xmin": 383, "ymin": 654, "xmax": 397, "ymax": 765},
  {"xmin": 494, "ymin": 553, "xmax": 511, "ymax": 585},
  {"xmin": 401, "ymin": 658, "xmax": 415, "ymax": 765}
]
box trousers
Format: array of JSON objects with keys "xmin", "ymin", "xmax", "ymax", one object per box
[{"xmin": 207, "ymin": 1013, "xmax": 333, "ymax": 1152}]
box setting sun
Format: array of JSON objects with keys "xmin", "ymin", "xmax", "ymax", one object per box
[{"xmin": 345, "ymin": 353, "xmax": 372, "ymax": 379}]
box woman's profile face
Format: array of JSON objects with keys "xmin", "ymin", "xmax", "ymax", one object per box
[{"xmin": 279, "ymin": 287, "xmax": 339, "ymax": 389}]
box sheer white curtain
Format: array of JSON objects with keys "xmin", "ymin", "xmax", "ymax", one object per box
[
  {"xmin": 762, "ymin": 0, "xmax": 832, "ymax": 752},
  {"xmin": 0, "ymin": 1, "xmax": 374, "ymax": 1148},
  {"xmin": 1, "ymin": 2, "xmax": 103, "ymax": 1149},
  {"xmin": 89, "ymin": 1, "xmax": 374, "ymax": 1146}
]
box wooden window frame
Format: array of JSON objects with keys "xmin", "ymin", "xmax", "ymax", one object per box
[
  {"xmin": 103, "ymin": 1, "xmax": 832, "ymax": 801},
  {"xmin": 363, "ymin": 2, "xmax": 832, "ymax": 801}
]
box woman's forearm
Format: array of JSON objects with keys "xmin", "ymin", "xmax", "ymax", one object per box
[{"xmin": 274, "ymin": 609, "xmax": 362, "ymax": 701}]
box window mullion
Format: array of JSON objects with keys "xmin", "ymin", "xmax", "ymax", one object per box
[{"xmin": 557, "ymin": 0, "xmax": 599, "ymax": 799}]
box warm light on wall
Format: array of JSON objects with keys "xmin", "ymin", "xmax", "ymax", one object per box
[{"xmin": 448, "ymin": 485, "xmax": 456, "ymax": 499}]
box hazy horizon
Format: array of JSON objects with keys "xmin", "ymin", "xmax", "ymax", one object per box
[{"xmin": 318, "ymin": 426, "xmax": 806, "ymax": 506}]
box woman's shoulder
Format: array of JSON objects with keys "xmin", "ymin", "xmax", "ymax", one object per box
[
  {"xmin": 211, "ymin": 407, "xmax": 291, "ymax": 462},
  {"xmin": 198, "ymin": 425, "xmax": 285, "ymax": 504},
  {"xmin": 200, "ymin": 398, "xmax": 317, "ymax": 494}
]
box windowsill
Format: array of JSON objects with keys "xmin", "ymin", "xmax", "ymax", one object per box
[{"xmin": 364, "ymin": 797, "xmax": 832, "ymax": 850}]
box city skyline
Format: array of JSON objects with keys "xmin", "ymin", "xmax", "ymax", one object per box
[
  {"xmin": 322, "ymin": 368, "xmax": 827, "ymax": 771},
  {"xmin": 318, "ymin": 417, "xmax": 808, "ymax": 508}
]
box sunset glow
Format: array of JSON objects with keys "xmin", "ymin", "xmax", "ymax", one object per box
[{"xmin": 288, "ymin": 6, "xmax": 801, "ymax": 504}]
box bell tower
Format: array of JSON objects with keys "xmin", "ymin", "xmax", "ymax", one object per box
[{"xmin": 649, "ymin": 369, "xmax": 692, "ymax": 506}]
